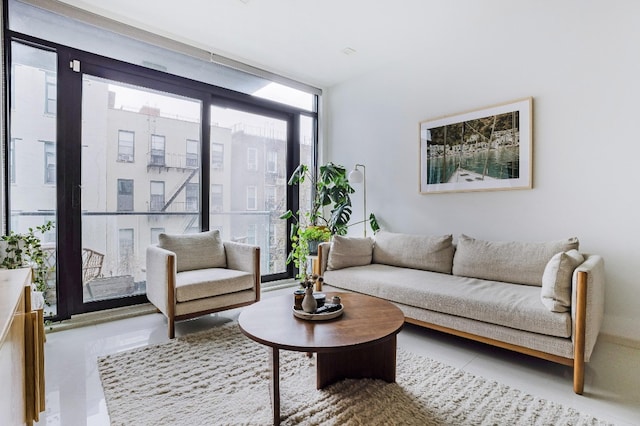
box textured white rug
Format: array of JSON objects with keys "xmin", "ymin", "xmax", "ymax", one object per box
[{"xmin": 98, "ymin": 322, "xmax": 608, "ymax": 426}]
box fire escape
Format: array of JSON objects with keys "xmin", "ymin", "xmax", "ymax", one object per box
[{"xmin": 147, "ymin": 150, "xmax": 200, "ymax": 232}]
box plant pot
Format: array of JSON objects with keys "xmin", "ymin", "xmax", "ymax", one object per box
[{"xmin": 307, "ymin": 240, "xmax": 321, "ymax": 256}]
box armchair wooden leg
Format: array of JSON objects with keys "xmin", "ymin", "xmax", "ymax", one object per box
[{"xmin": 168, "ymin": 317, "xmax": 175, "ymax": 339}]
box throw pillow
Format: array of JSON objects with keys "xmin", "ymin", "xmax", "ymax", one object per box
[
  {"xmin": 158, "ymin": 230, "xmax": 226, "ymax": 272},
  {"xmin": 540, "ymin": 249, "xmax": 585, "ymax": 312},
  {"xmin": 327, "ymin": 235, "xmax": 374, "ymax": 270},
  {"xmin": 452, "ymin": 234, "xmax": 579, "ymax": 286},
  {"xmin": 372, "ymin": 231, "xmax": 454, "ymax": 274}
]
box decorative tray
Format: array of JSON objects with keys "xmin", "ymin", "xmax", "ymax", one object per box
[{"xmin": 292, "ymin": 305, "xmax": 344, "ymax": 321}]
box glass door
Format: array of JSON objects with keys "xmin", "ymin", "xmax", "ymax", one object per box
[
  {"xmin": 7, "ymin": 40, "xmax": 313, "ymax": 318},
  {"xmin": 6, "ymin": 41, "xmax": 58, "ymax": 315},
  {"xmin": 209, "ymin": 106, "xmax": 289, "ymax": 277},
  {"xmin": 80, "ymin": 75, "xmax": 202, "ymax": 303}
]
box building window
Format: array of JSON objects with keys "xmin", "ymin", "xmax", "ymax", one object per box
[
  {"xmin": 265, "ymin": 185, "xmax": 277, "ymax": 211},
  {"xmin": 212, "ymin": 143, "xmax": 224, "ymax": 169},
  {"xmin": 118, "ymin": 130, "xmax": 135, "ymax": 162},
  {"xmin": 45, "ymin": 72, "xmax": 56, "ymax": 115},
  {"xmin": 150, "ymin": 134, "xmax": 165, "ymax": 166},
  {"xmin": 246, "ymin": 185, "xmax": 257, "ymax": 210},
  {"xmin": 266, "ymin": 151, "xmax": 277, "ymax": 173},
  {"xmin": 185, "ymin": 183, "xmax": 198, "ymax": 212},
  {"xmin": 117, "ymin": 179, "xmax": 134, "ymax": 211},
  {"xmin": 150, "ymin": 181, "xmax": 165, "ymax": 211},
  {"xmin": 44, "ymin": 141, "xmax": 56, "ymax": 184},
  {"xmin": 247, "ymin": 224, "xmax": 258, "ymax": 245},
  {"xmin": 150, "ymin": 227, "xmax": 165, "ymax": 244},
  {"xmin": 10, "ymin": 139, "xmax": 16, "ymax": 183},
  {"xmin": 211, "ymin": 184, "xmax": 223, "ymax": 212},
  {"xmin": 186, "ymin": 139, "xmax": 199, "ymax": 168},
  {"xmin": 247, "ymin": 147, "xmax": 258, "ymax": 171}
]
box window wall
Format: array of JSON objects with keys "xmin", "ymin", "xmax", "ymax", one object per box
[{"xmin": 4, "ymin": 1, "xmax": 319, "ymax": 319}]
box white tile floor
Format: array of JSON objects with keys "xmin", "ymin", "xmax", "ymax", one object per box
[{"xmin": 35, "ymin": 287, "xmax": 640, "ymax": 426}]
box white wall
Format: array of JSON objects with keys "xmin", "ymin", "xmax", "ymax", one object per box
[{"xmin": 325, "ymin": 1, "xmax": 640, "ymax": 342}]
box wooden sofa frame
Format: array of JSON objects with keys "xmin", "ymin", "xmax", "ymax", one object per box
[{"xmin": 317, "ymin": 250, "xmax": 589, "ymax": 395}]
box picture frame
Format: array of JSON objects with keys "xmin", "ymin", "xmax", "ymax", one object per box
[{"xmin": 419, "ymin": 97, "xmax": 532, "ymax": 194}]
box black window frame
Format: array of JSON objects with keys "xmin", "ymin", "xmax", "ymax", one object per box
[{"xmin": 4, "ymin": 30, "xmax": 318, "ymax": 321}]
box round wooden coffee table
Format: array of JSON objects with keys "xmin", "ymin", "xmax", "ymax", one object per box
[{"xmin": 238, "ymin": 291, "xmax": 404, "ymax": 425}]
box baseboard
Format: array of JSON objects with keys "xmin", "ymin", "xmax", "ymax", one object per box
[
  {"xmin": 47, "ymin": 303, "xmax": 159, "ymax": 333},
  {"xmin": 46, "ymin": 282, "xmax": 298, "ymax": 334},
  {"xmin": 599, "ymin": 332, "xmax": 640, "ymax": 349}
]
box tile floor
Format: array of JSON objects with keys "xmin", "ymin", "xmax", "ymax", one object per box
[{"xmin": 35, "ymin": 286, "xmax": 640, "ymax": 426}]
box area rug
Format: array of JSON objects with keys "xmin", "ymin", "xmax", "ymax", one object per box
[{"xmin": 98, "ymin": 322, "xmax": 609, "ymax": 425}]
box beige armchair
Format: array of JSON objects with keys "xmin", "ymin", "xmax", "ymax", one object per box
[{"xmin": 146, "ymin": 230, "xmax": 260, "ymax": 338}]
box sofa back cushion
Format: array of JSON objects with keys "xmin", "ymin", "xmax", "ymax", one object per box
[
  {"xmin": 452, "ymin": 234, "xmax": 579, "ymax": 286},
  {"xmin": 372, "ymin": 231, "xmax": 454, "ymax": 274},
  {"xmin": 158, "ymin": 230, "xmax": 227, "ymax": 272},
  {"xmin": 327, "ymin": 236, "xmax": 374, "ymax": 270}
]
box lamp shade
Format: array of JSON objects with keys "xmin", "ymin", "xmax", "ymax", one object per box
[{"xmin": 348, "ymin": 168, "xmax": 364, "ymax": 183}]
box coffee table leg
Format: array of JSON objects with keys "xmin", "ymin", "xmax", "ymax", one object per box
[{"xmin": 270, "ymin": 347, "xmax": 281, "ymax": 425}]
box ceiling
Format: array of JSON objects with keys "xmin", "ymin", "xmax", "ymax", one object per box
[{"xmin": 54, "ymin": 0, "xmax": 447, "ymax": 89}]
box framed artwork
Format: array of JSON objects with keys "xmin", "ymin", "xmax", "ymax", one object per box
[{"xmin": 419, "ymin": 97, "xmax": 532, "ymax": 194}]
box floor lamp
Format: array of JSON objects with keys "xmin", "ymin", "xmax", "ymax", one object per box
[{"xmin": 348, "ymin": 164, "xmax": 367, "ymax": 237}]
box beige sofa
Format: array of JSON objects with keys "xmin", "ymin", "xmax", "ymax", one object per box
[{"xmin": 318, "ymin": 231, "xmax": 605, "ymax": 394}]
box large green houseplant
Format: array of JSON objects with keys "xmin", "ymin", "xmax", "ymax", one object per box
[
  {"xmin": 280, "ymin": 163, "xmax": 354, "ymax": 277},
  {"xmin": 281, "ymin": 162, "xmax": 380, "ymax": 278}
]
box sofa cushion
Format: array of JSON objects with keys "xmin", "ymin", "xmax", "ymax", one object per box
[
  {"xmin": 540, "ymin": 250, "xmax": 585, "ymax": 312},
  {"xmin": 175, "ymin": 268, "xmax": 253, "ymax": 302},
  {"xmin": 324, "ymin": 264, "xmax": 571, "ymax": 338},
  {"xmin": 158, "ymin": 230, "xmax": 227, "ymax": 273},
  {"xmin": 372, "ymin": 231, "xmax": 455, "ymax": 274},
  {"xmin": 327, "ymin": 236, "xmax": 373, "ymax": 270},
  {"xmin": 452, "ymin": 234, "xmax": 579, "ymax": 286}
]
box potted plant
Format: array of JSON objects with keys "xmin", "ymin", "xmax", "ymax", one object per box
[
  {"xmin": 280, "ymin": 163, "xmax": 355, "ymax": 277},
  {"xmin": 280, "ymin": 162, "xmax": 355, "ymax": 234},
  {"xmin": 286, "ymin": 225, "xmax": 332, "ymax": 278},
  {"xmin": 1, "ymin": 221, "xmax": 55, "ymax": 297}
]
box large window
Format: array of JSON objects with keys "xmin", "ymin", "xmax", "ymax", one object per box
[{"xmin": 6, "ymin": 1, "xmax": 319, "ymax": 320}]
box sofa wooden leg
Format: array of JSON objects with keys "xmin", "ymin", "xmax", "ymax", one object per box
[
  {"xmin": 573, "ymin": 270, "xmax": 587, "ymax": 395},
  {"xmin": 573, "ymin": 363, "xmax": 584, "ymax": 395}
]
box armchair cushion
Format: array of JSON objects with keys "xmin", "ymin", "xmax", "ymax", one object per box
[
  {"xmin": 158, "ymin": 230, "xmax": 226, "ymax": 272},
  {"xmin": 175, "ymin": 268, "xmax": 254, "ymax": 303}
]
